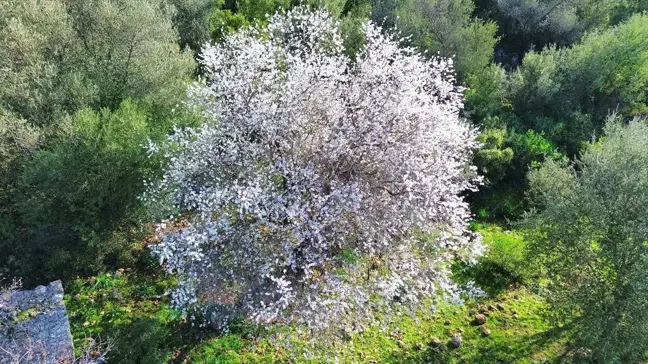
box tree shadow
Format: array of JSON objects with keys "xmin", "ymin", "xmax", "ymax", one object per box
[{"xmin": 386, "ymin": 322, "xmax": 574, "ymax": 363}]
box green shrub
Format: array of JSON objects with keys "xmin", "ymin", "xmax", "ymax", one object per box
[
  {"xmin": 473, "ymin": 127, "xmax": 514, "ymax": 184},
  {"xmin": 469, "ymin": 128, "xmax": 566, "ymax": 222},
  {"xmin": 496, "ymin": 0, "xmax": 615, "ymax": 50},
  {"xmin": 11, "ymin": 100, "xmax": 200, "ymax": 283},
  {"xmin": 395, "ymin": 0, "xmax": 499, "ymax": 81},
  {"xmin": 0, "ymin": 109, "xmax": 40, "ymax": 213},
  {"xmin": 339, "ymin": 1, "xmax": 372, "ymax": 59},
  {"xmin": 209, "ymin": 8, "xmax": 249, "ymax": 40},
  {"xmin": 208, "ymin": 0, "xmax": 291, "ymax": 40},
  {"xmin": 464, "ymin": 64, "xmax": 508, "ymax": 121},
  {"xmin": 169, "ymin": 0, "xmax": 217, "ymax": 53},
  {"xmin": 65, "ymin": 270, "xmax": 185, "ymax": 363},
  {"xmin": 111, "ymin": 318, "xmax": 174, "ymax": 364},
  {"xmin": 508, "ymin": 14, "xmax": 648, "ymax": 155}
]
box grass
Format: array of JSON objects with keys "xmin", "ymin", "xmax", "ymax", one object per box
[
  {"xmin": 186, "ymin": 289, "xmax": 572, "ymax": 363},
  {"xmin": 65, "ymin": 268, "xmax": 193, "ymax": 362},
  {"xmin": 63, "ymin": 225, "xmax": 576, "ymax": 363}
]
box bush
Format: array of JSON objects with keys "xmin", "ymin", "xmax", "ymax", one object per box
[
  {"xmin": 0, "ymin": 109, "xmax": 40, "ymax": 200},
  {"xmin": 208, "ymin": 0, "xmax": 290, "ymax": 40},
  {"xmin": 508, "ymin": 14, "xmax": 648, "ymax": 154},
  {"xmin": 209, "ymin": 8, "xmax": 250, "ymax": 40},
  {"xmin": 469, "ymin": 128, "xmax": 566, "ymax": 222},
  {"xmin": 476, "ymin": 225, "xmax": 528, "ymax": 288},
  {"xmin": 394, "ymin": 0, "xmax": 499, "ymax": 81},
  {"xmin": 111, "ymin": 319, "xmax": 174, "ymax": 364},
  {"xmin": 496, "ymin": 0, "xmax": 615, "ymax": 49},
  {"xmin": 10, "ymin": 100, "xmax": 200, "ymax": 283},
  {"xmin": 464, "ymin": 64, "xmax": 508, "ymax": 121},
  {"xmin": 473, "ymin": 127, "xmax": 514, "ymax": 184},
  {"xmin": 169, "ymin": 0, "xmax": 217, "ymax": 54},
  {"xmin": 65, "ymin": 271, "xmax": 185, "ymax": 363}
]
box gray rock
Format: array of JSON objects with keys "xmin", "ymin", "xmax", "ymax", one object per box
[
  {"xmin": 0, "ymin": 281, "xmax": 74, "ymax": 364},
  {"xmin": 474, "ymin": 314, "xmax": 486, "ymax": 325},
  {"xmin": 480, "ymin": 326, "xmax": 492, "ymax": 336},
  {"xmin": 573, "ymin": 347, "xmax": 592, "ymax": 360},
  {"xmin": 111, "ymin": 289, "xmax": 123, "ymax": 301},
  {"xmin": 450, "ymin": 334, "xmax": 462, "ymax": 348},
  {"xmin": 430, "ymin": 337, "xmax": 442, "ymax": 347}
]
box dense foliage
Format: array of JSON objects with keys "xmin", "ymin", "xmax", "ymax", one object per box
[
  {"xmin": 524, "ymin": 118, "xmax": 648, "ymax": 361},
  {"xmin": 0, "ymin": 0, "xmax": 194, "ymax": 125},
  {"xmin": 0, "ymin": 0, "xmax": 197, "ymax": 283},
  {"xmin": 1, "ymin": 0, "xmax": 648, "ymax": 361}
]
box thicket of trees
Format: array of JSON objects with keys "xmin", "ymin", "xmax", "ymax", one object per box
[
  {"xmin": 1, "ymin": 0, "xmax": 647, "ymax": 361},
  {"xmin": 0, "ymin": 0, "xmax": 196, "ymax": 282}
]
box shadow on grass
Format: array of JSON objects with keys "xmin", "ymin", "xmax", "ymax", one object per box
[{"xmin": 386, "ymin": 319, "xmax": 574, "ymax": 363}]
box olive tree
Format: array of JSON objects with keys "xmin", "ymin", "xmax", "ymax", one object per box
[
  {"xmin": 146, "ymin": 7, "xmax": 483, "ymax": 333},
  {"xmin": 0, "ymin": 0, "xmax": 92, "ymax": 126},
  {"xmin": 64, "ymin": 0, "xmax": 195, "ymax": 109},
  {"xmin": 524, "ymin": 117, "xmax": 648, "ymax": 361},
  {"xmin": 168, "ymin": 0, "xmax": 217, "ymax": 53},
  {"xmin": 0, "ymin": 0, "xmax": 195, "ymax": 125},
  {"xmin": 395, "ymin": 0, "xmax": 499, "ymax": 79}
]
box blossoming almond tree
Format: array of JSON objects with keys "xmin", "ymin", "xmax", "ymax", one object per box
[{"xmin": 145, "ymin": 7, "xmax": 483, "ymax": 333}]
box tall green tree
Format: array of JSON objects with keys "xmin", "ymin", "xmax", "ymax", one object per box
[
  {"xmin": 523, "ymin": 117, "xmax": 648, "ymax": 361},
  {"xmin": 64, "ymin": 0, "xmax": 195, "ymax": 109},
  {"xmin": 0, "ymin": 0, "xmax": 196, "ymax": 283},
  {"xmin": 0, "ymin": 0, "xmax": 94, "ymax": 126},
  {"xmin": 395, "ymin": 0, "xmax": 499, "ymax": 80},
  {"xmin": 0, "ymin": 0, "xmax": 195, "ymax": 126},
  {"xmin": 169, "ymin": 0, "xmax": 217, "ymax": 53},
  {"xmin": 491, "ymin": 0, "xmax": 617, "ymax": 65}
]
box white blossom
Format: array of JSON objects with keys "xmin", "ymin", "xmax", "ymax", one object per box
[{"xmin": 144, "ymin": 7, "xmax": 483, "ymax": 334}]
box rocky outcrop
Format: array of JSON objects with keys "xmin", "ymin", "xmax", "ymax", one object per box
[{"xmin": 0, "ymin": 281, "xmax": 74, "ymax": 363}]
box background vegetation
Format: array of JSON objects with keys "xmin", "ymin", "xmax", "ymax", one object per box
[{"xmin": 1, "ymin": 0, "xmax": 647, "ymax": 362}]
